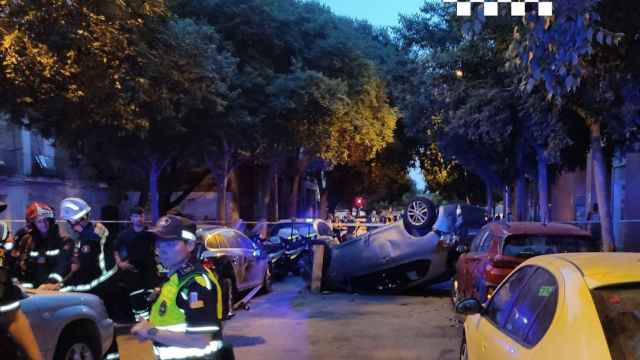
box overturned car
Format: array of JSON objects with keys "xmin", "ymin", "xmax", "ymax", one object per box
[{"xmin": 308, "ymin": 198, "xmax": 486, "ymax": 292}]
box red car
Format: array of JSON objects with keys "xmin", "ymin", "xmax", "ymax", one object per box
[{"xmin": 451, "ymin": 222, "xmax": 599, "ymax": 304}]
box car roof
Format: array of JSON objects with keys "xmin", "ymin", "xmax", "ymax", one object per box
[
  {"xmin": 527, "ymin": 252, "xmax": 640, "ymax": 289},
  {"xmin": 274, "ymin": 219, "xmax": 321, "ymax": 224},
  {"xmin": 487, "ymin": 221, "xmax": 591, "ymax": 238}
]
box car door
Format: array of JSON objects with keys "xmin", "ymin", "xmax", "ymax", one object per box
[
  {"xmin": 221, "ymin": 230, "xmax": 250, "ymax": 290},
  {"xmin": 471, "ymin": 233, "xmax": 499, "ymax": 300},
  {"xmin": 238, "ymin": 234, "xmax": 263, "ymax": 288},
  {"xmin": 474, "ymin": 266, "xmax": 558, "ymax": 359},
  {"xmin": 467, "ymin": 266, "xmax": 533, "ymax": 359},
  {"xmin": 458, "ymin": 229, "xmax": 489, "ymax": 298}
]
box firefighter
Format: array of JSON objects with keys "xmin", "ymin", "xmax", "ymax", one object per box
[
  {"xmin": 14, "ymin": 202, "xmax": 71, "ymax": 290},
  {"xmin": 131, "ymin": 215, "xmax": 235, "ymax": 360},
  {"xmin": 58, "ymin": 197, "xmax": 120, "ymax": 359},
  {"xmin": 0, "ymin": 220, "xmax": 44, "ymax": 360}
]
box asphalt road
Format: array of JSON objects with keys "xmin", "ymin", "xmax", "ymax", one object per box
[{"xmin": 117, "ymin": 277, "xmax": 463, "ymax": 360}]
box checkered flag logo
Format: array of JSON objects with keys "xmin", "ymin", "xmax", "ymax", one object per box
[{"xmin": 444, "ymin": 0, "xmax": 553, "ymax": 17}]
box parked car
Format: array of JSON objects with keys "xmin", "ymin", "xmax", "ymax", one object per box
[
  {"xmin": 452, "ymin": 222, "xmax": 599, "ymax": 305},
  {"xmin": 265, "ymin": 219, "xmax": 336, "ymax": 278},
  {"xmin": 195, "ymin": 226, "xmax": 271, "ymax": 317},
  {"xmin": 456, "ymin": 252, "xmax": 640, "ymax": 360},
  {"xmin": 309, "ymin": 198, "xmax": 486, "ymax": 292},
  {"xmin": 8, "ymin": 288, "xmax": 114, "ymax": 360}
]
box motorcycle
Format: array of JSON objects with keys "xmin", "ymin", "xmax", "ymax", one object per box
[{"xmin": 266, "ymin": 228, "xmax": 309, "ymax": 278}]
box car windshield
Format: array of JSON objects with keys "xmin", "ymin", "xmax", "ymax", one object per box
[
  {"xmin": 502, "ymin": 235, "xmax": 599, "ymax": 258},
  {"xmin": 591, "ymin": 284, "xmax": 640, "ymax": 360},
  {"xmin": 270, "ymin": 223, "xmax": 315, "ymax": 238}
]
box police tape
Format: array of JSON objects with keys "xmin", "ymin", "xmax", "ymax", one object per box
[{"xmin": 0, "ymin": 219, "xmax": 400, "ymax": 227}]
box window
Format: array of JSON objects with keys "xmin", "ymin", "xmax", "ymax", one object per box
[
  {"xmin": 503, "ymin": 235, "xmax": 600, "ymax": 258},
  {"xmin": 205, "ymin": 231, "xmax": 228, "ymax": 249},
  {"xmin": 470, "ymin": 230, "xmax": 489, "ymax": 252},
  {"xmin": 223, "ymin": 231, "xmax": 244, "ymax": 249},
  {"xmin": 503, "ymin": 268, "xmax": 558, "ymax": 346},
  {"xmin": 270, "ymin": 223, "xmax": 314, "ymax": 238},
  {"xmin": 479, "ymin": 234, "xmax": 494, "ymax": 252},
  {"xmin": 485, "ymin": 266, "xmax": 535, "ymax": 327},
  {"xmin": 238, "ymin": 235, "xmax": 257, "ymax": 250},
  {"xmin": 591, "ymin": 283, "xmax": 640, "ymax": 360}
]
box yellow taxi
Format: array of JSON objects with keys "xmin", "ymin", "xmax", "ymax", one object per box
[{"xmin": 456, "ymin": 252, "xmax": 640, "ymax": 359}]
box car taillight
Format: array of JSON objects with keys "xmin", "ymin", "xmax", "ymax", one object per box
[
  {"xmin": 487, "ymin": 286, "xmax": 496, "ymax": 300},
  {"xmin": 490, "ymin": 256, "xmax": 521, "ymax": 268}
]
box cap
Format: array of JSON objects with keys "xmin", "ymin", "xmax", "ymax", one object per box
[{"xmin": 149, "ymin": 215, "xmax": 197, "ymax": 242}]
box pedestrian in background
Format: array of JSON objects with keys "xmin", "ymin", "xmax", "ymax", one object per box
[{"xmin": 114, "ymin": 207, "xmax": 160, "ymax": 322}]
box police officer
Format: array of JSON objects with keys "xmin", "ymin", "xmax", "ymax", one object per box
[
  {"xmin": 131, "ymin": 215, "xmax": 235, "ymax": 360},
  {"xmin": 113, "ymin": 207, "xmax": 160, "ymax": 322},
  {"xmin": 0, "ymin": 207, "xmax": 43, "ymax": 360},
  {"xmin": 58, "ymin": 197, "xmax": 120, "ymax": 359},
  {"xmin": 14, "ymin": 202, "xmax": 71, "ymax": 290}
]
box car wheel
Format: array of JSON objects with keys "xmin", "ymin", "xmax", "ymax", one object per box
[
  {"xmin": 221, "ymin": 277, "xmax": 237, "ymax": 319},
  {"xmin": 259, "ymin": 264, "xmax": 272, "ymax": 295},
  {"xmin": 403, "ymin": 197, "xmax": 437, "ymax": 234},
  {"xmin": 54, "ymin": 334, "xmax": 98, "ymax": 360},
  {"xmin": 460, "ymin": 336, "xmax": 468, "ymax": 360}
]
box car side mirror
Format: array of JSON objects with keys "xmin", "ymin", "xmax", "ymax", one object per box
[
  {"xmin": 455, "ymin": 298, "xmax": 483, "ymax": 315},
  {"xmin": 456, "ymin": 245, "xmax": 469, "ymax": 253}
]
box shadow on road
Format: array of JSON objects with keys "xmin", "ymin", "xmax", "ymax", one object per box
[{"xmin": 224, "ymin": 335, "xmax": 267, "ymax": 347}]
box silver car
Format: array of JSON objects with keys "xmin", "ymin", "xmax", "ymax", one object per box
[
  {"xmin": 314, "ymin": 198, "xmax": 487, "ymax": 292},
  {"xmin": 20, "ymin": 288, "xmax": 114, "ymax": 360},
  {"xmin": 195, "ymin": 227, "xmax": 271, "ymax": 316}
]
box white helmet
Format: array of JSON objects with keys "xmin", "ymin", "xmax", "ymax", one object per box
[{"xmin": 60, "ymin": 197, "xmax": 91, "ymax": 222}]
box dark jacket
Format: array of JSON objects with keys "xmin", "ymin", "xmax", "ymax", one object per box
[
  {"xmin": 16, "ymin": 223, "xmax": 71, "ymax": 288},
  {"xmin": 63, "ymin": 222, "xmax": 116, "ymax": 290},
  {"xmin": 114, "ymin": 227, "xmax": 160, "ymax": 290}
]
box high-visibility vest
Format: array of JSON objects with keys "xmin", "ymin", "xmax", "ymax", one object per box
[{"xmin": 149, "ymin": 267, "xmax": 223, "ymax": 360}]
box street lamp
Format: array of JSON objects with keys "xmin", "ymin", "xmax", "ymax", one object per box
[{"xmin": 455, "ymin": 69, "xmax": 464, "ymax": 78}]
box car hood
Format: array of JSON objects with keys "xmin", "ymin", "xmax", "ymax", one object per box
[{"xmin": 21, "ymin": 288, "xmax": 103, "ymax": 312}]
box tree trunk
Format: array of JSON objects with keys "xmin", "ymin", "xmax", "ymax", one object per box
[
  {"xmin": 320, "ymin": 190, "xmax": 329, "ymax": 219},
  {"xmin": 228, "ymin": 169, "xmax": 241, "ymax": 223},
  {"xmin": 590, "ymin": 122, "xmax": 615, "ymax": 251},
  {"xmin": 288, "ymin": 150, "xmax": 311, "ymax": 218},
  {"xmin": 149, "ymin": 159, "xmax": 160, "ymax": 222},
  {"xmin": 274, "ymin": 166, "xmax": 279, "ymax": 221},
  {"xmin": 536, "ymin": 147, "xmax": 550, "ymax": 223},
  {"xmin": 259, "ymin": 161, "xmax": 278, "ymax": 220},
  {"xmin": 288, "ymin": 171, "xmax": 302, "ymax": 218},
  {"xmin": 137, "ymin": 184, "xmax": 149, "ymax": 208},
  {"xmin": 484, "ymin": 179, "xmax": 494, "ymax": 218},
  {"xmin": 514, "ymin": 175, "xmax": 528, "ymax": 221},
  {"xmin": 503, "ymin": 186, "xmax": 510, "ymax": 221}
]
